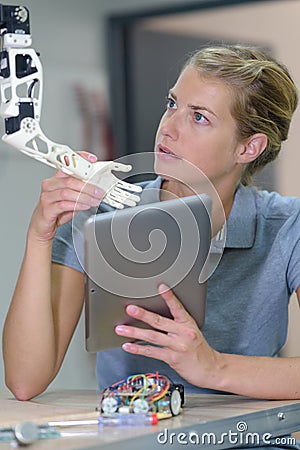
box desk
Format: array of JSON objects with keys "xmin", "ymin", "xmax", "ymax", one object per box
[{"xmin": 1, "ymin": 390, "xmax": 300, "ymax": 449}]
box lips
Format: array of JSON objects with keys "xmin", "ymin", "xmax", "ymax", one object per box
[{"xmin": 157, "ymin": 145, "xmax": 180, "ymax": 158}]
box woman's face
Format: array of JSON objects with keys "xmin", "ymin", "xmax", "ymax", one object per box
[{"xmin": 154, "ymin": 66, "xmax": 244, "ymax": 191}]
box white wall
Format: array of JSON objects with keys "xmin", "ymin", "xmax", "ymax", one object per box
[{"xmin": 1, "ymin": 0, "xmax": 299, "ymax": 395}]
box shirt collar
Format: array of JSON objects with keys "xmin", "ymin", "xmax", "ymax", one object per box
[
  {"xmin": 139, "ymin": 176, "xmax": 162, "ymax": 205},
  {"xmin": 225, "ymin": 184, "xmax": 257, "ymax": 248},
  {"xmin": 140, "ymin": 178, "xmax": 257, "ymax": 249}
]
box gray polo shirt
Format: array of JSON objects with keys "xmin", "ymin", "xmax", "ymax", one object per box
[{"xmin": 52, "ymin": 177, "xmax": 300, "ymax": 393}]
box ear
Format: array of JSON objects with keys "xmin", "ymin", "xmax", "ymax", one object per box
[{"xmin": 237, "ymin": 133, "xmax": 268, "ymax": 164}]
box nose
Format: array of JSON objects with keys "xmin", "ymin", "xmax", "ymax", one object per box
[{"xmin": 158, "ymin": 111, "xmax": 180, "ymax": 141}]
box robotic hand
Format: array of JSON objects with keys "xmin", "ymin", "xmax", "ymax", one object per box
[{"xmin": 0, "ymin": 4, "xmax": 142, "ymax": 209}]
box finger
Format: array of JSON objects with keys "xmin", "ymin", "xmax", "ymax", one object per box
[
  {"xmin": 41, "ymin": 199, "xmax": 92, "ymax": 225},
  {"xmin": 57, "ymin": 211, "xmax": 80, "ymax": 227},
  {"xmin": 158, "ymin": 284, "xmax": 194, "ymax": 324},
  {"xmin": 111, "ymin": 163, "xmax": 132, "ymax": 173},
  {"xmin": 124, "ymin": 304, "xmax": 178, "ymax": 334},
  {"xmin": 77, "ymin": 151, "xmax": 98, "ymax": 162},
  {"xmin": 54, "ymin": 206, "xmax": 94, "ymax": 229},
  {"xmin": 55, "ymin": 169, "xmax": 72, "ymax": 179},
  {"xmin": 41, "ymin": 186, "xmax": 101, "ymax": 209},
  {"xmin": 42, "ymin": 176, "xmax": 104, "ymax": 200},
  {"xmin": 115, "ymin": 324, "xmax": 177, "ymax": 349},
  {"xmin": 121, "ymin": 341, "xmax": 172, "ymax": 361},
  {"xmin": 116, "ymin": 180, "xmax": 143, "ymax": 193}
]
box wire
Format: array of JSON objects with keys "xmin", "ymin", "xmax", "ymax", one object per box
[
  {"xmin": 99, "ymin": 372, "xmax": 173, "ymax": 415},
  {"xmin": 28, "ymin": 78, "xmax": 38, "ymax": 98}
]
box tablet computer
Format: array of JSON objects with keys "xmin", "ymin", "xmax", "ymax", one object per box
[{"xmin": 84, "ymin": 194, "xmax": 211, "ymax": 352}]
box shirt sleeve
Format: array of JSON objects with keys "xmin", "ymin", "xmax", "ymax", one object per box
[
  {"xmin": 286, "ymin": 213, "xmax": 300, "ymax": 293},
  {"xmin": 51, "ymin": 212, "xmax": 88, "ymax": 274}
]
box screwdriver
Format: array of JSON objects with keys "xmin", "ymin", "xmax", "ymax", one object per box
[
  {"xmin": 0, "ymin": 414, "xmax": 158, "ymax": 445},
  {"xmin": 48, "ymin": 413, "xmax": 158, "ymax": 427},
  {"xmin": 0, "ymin": 421, "xmax": 59, "ymax": 445}
]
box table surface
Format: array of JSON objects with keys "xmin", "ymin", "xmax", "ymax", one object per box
[{"xmin": 1, "ymin": 390, "xmax": 300, "ymax": 449}]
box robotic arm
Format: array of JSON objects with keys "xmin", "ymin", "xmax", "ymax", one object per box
[{"xmin": 0, "ymin": 4, "xmax": 142, "ymax": 209}]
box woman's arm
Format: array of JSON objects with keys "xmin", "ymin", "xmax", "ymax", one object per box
[
  {"xmin": 115, "ymin": 284, "xmax": 300, "ymax": 400},
  {"xmin": 3, "ymin": 260, "xmax": 84, "ymax": 400},
  {"xmin": 2, "ymin": 153, "xmax": 103, "ymax": 400}
]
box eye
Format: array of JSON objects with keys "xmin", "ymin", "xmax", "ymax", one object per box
[
  {"xmin": 166, "ymin": 97, "xmax": 177, "ymax": 110},
  {"xmin": 194, "ymin": 111, "xmax": 208, "ymax": 124}
]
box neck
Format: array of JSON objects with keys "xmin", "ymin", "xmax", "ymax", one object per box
[{"xmin": 160, "ymin": 178, "xmax": 239, "ymax": 236}]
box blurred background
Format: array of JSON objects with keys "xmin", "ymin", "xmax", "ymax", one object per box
[{"xmin": 0, "ymin": 0, "xmax": 299, "ymax": 394}]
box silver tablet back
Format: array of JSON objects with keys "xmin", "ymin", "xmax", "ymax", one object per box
[{"xmin": 84, "ymin": 194, "xmax": 211, "ymax": 352}]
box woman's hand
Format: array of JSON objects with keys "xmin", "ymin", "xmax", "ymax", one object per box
[
  {"xmin": 29, "ymin": 151, "xmax": 104, "ymax": 243},
  {"xmin": 115, "ymin": 284, "xmax": 222, "ymax": 389}
]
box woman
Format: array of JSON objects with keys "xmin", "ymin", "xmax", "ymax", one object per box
[{"xmin": 3, "ymin": 45, "xmax": 300, "ymax": 402}]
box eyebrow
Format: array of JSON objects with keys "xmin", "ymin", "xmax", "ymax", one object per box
[{"xmin": 169, "ymin": 90, "xmax": 218, "ymax": 118}]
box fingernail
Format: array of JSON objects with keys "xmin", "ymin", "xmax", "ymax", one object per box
[
  {"xmin": 115, "ymin": 325, "xmax": 125, "ymax": 333},
  {"xmin": 88, "ymin": 154, "xmax": 97, "ymax": 162},
  {"xmin": 158, "ymin": 283, "xmax": 169, "ymax": 293},
  {"xmin": 122, "ymin": 343, "xmax": 132, "ymax": 351},
  {"xmin": 91, "ymin": 198, "xmax": 100, "ymax": 206},
  {"xmin": 127, "ymin": 305, "xmax": 138, "ymax": 315},
  {"xmin": 94, "ymin": 188, "xmax": 103, "ymax": 197}
]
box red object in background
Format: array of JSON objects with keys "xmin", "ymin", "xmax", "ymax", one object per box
[{"xmin": 74, "ymin": 84, "xmax": 115, "ymax": 161}]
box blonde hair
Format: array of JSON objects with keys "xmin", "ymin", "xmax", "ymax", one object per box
[{"xmin": 184, "ymin": 45, "xmax": 298, "ymax": 185}]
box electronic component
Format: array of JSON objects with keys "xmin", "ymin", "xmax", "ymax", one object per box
[
  {"xmin": 0, "ymin": 373, "xmax": 183, "ymax": 445},
  {"xmin": 99, "ymin": 372, "xmax": 184, "ymax": 420}
]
